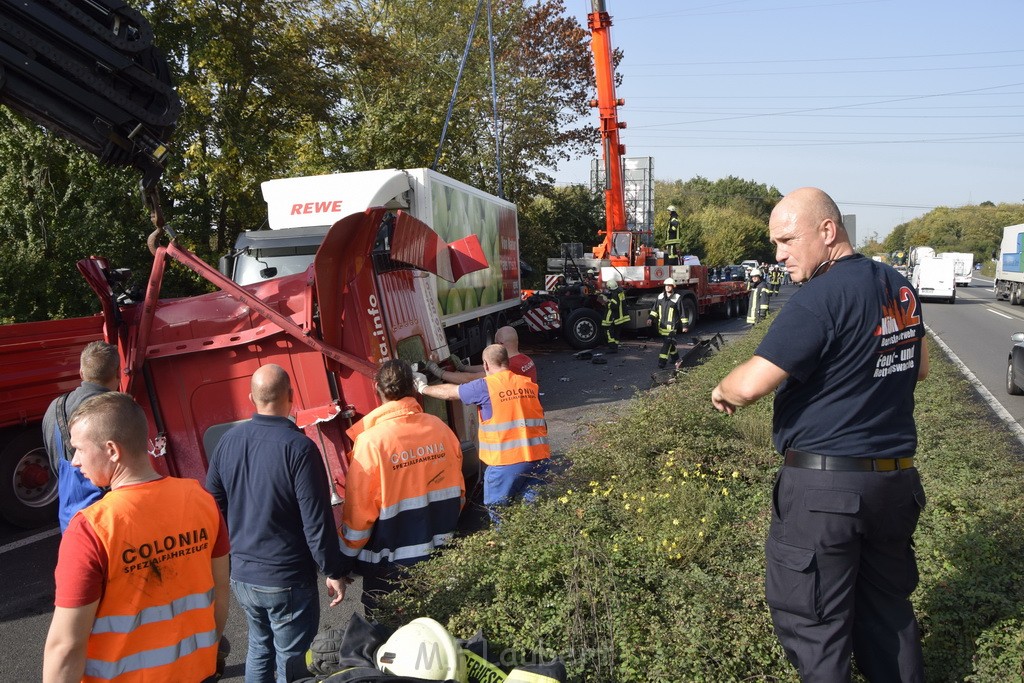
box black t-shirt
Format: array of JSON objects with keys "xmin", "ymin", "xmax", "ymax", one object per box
[{"xmin": 755, "ymin": 254, "xmax": 926, "ymax": 457}]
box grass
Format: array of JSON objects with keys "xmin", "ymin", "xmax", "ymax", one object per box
[{"xmin": 380, "ymin": 320, "xmax": 1024, "ymax": 682}]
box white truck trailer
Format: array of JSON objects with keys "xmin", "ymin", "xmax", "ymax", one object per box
[
  {"xmin": 220, "ymin": 168, "xmax": 528, "ymax": 359},
  {"xmin": 995, "ymin": 224, "xmax": 1024, "ymax": 305},
  {"xmin": 938, "ymin": 251, "xmax": 974, "ymax": 287}
]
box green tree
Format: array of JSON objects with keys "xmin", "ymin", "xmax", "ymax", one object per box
[
  {"xmin": 0, "ymin": 111, "xmax": 201, "ymax": 322},
  {"xmin": 337, "ymin": 0, "xmax": 593, "ymax": 204},
  {"xmin": 518, "ymin": 184, "xmax": 602, "ymax": 286},
  {"xmin": 697, "ymin": 206, "xmax": 770, "ymax": 266},
  {"xmin": 652, "ymin": 176, "xmax": 781, "ymax": 264}
]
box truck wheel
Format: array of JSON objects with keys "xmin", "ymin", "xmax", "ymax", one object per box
[
  {"xmin": 564, "ymin": 308, "xmax": 602, "ymax": 349},
  {"xmin": 1012, "ymin": 285, "xmax": 1021, "ymax": 306},
  {"xmin": 479, "ymin": 316, "xmax": 496, "ymax": 350},
  {"xmin": 681, "ymin": 296, "xmax": 698, "ymax": 330},
  {"xmin": 1008, "ymin": 358, "xmax": 1023, "ymax": 396},
  {"xmin": 0, "ymin": 429, "xmax": 58, "ymax": 528}
]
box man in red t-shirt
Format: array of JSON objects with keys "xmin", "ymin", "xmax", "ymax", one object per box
[
  {"xmin": 44, "ymin": 393, "xmax": 231, "ymax": 682},
  {"xmin": 425, "ymin": 325, "xmax": 537, "ymax": 385}
]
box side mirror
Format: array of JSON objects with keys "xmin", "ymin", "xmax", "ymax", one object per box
[{"xmin": 218, "ymin": 253, "xmax": 236, "ymax": 278}]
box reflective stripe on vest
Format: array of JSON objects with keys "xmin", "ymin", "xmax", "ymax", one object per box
[
  {"xmin": 478, "ymin": 371, "xmax": 550, "ymax": 466},
  {"xmin": 85, "ymin": 629, "xmax": 219, "ymax": 680},
  {"xmin": 346, "ymin": 532, "xmax": 456, "ymax": 564},
  {"xmin": 80, "ymin": 478, "xmax": 220, "ymax": 682},
  {"xmin": 92, "ymin": 589, "xmax": 215, "ymax": 634},
  {"xmin": 340, "ymin": 485, "xmax": 464, "ymax": 545}
]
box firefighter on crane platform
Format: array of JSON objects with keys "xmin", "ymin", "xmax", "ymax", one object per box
[
  {"xmin": 602, "ymin": 277, "xmax": 629, "ymax": 353},
  {"xmin": 665, "ymin": 205, "xmax": 681, "ymax": 260},
  {"xmin": 648, "ymin": 278, "xmax": 689, "ymax": 369}
]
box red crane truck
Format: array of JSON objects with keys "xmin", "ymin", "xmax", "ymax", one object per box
[{"xmin": 544, "ymin": 0, "xmax": 748, "ymax": 349}]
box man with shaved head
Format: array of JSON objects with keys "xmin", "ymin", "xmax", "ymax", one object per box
[
  {"xmin": 207, "ymin": 364, "xmax": 346, "ymax": 682},
  {"xmin": 712, "ymin": 188, "xmax": 929, "ymax": 681},
  {"xmin": 420, "ymin": 343, "xmax": 549, "ymax": 524}
]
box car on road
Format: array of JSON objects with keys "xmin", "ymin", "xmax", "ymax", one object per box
[{"xmin": 1007, "ymin": 332, "xmax": 1024, "ymax": 395}]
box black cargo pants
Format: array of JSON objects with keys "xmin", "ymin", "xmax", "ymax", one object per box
[{"xmin": 765, "ymin": 464, "xmax": 927, "ymax": 682}]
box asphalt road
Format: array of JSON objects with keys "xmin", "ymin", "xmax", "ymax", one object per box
[{"xmin": 0, "ymin": 285, "xmax": 784, "ymax": 681}]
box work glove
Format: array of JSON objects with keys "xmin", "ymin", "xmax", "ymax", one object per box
[
  {"xmin": 424, "ymin": 360, "xmax": 445, "ymax": 378},
  {"xmin": 448, "ymin": 353, "xmax": 468, "ymax": 371},
  {"xmin": 412, "ymin": 372, "xmax": 429, "ymax": 393},
  {"xmin": 307, "ymin": 628, "xmax": 345, "ymax": 675},
  {"xmin": 215, "ymin": 636, "xmax": 230, "ymax": 679}
]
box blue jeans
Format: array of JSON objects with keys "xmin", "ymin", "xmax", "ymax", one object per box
[
  {"xmin": 231, "ymin": 579, "xmax": 319, "ymax": 683},
  {"xmin": 483, "ymin": 459, "xmax": 550, "ymax": 524}
]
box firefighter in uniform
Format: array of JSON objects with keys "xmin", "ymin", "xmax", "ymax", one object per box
[
  {"xmin": 747, "ymin": 268, "xmax": 770, "ymax": 324},
  {"xmin": 602, "ymin": 278, "xmax": 629, "ymax": 353},
  {"xmin": 648, "ymin": 277, "xmax": 688, "ymax": 369},
  {"xmin": 769, "ymin": 264, "xmax": 783, "ymax": 295},
  {"xmin": 665, "ymin": 205, "xmax": 680, "ymax": 259}
]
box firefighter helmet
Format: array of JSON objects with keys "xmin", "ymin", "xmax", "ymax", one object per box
[
  {"xmin": 374, "ymin": 618, "xmax": 467, "ymax": 682},
  {"xmin": 605, "ymin": 278, "xmax": 619, "ymax": 290},
  {"xmin": 663, "ymin": 278, "xmax": 676, "ymax": 286},
  {"xmin": 667, "ymin": 205, "xmax": 677, "ymax": 213},
  {"xmin": 750, "ymin": 268, "xmax": 763, "ymax": 278}
]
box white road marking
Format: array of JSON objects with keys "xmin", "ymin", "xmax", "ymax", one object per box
[
  {"xmin": 986, "ymin": 307, "xmax": 1013, "ymax": 319},
  {"xmin": 926, "ymin": 324, "xmax": 1024, "ymax": 449},
  {"xmin": 0, "ymin": 526, "xmax": 59, "ymax": 555}
]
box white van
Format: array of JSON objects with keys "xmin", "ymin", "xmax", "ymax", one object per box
[{"xmin": 911, "ymin": 256, "xmax": 956, "ymax": 304}]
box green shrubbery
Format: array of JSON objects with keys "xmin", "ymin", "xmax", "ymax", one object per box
[{"xmin": 381, "ymin": 325, "xmax": 1024, "ymax": 681}]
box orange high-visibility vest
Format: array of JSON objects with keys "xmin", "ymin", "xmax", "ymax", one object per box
[
  {"xmin": 341, "ymin": 396, "xmax": 465, "ymax": 568},
  {"xmin": 478, "ymin": 370, "xmax": 550, "ymax": 466},
  {"xmin": 79, "ymin": 477, "xmax": 222, "ymax": 682}
]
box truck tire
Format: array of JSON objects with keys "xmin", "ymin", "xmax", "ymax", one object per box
[
  {"xmin": 564, "ymin": 308, "xmax": 602, "ymax": 349},
  {"xmin": 1012, "ymin": 285, "xmax": 1021, "ymax": 306},
  {"xmin": 0, "ymin": 429, "xmax": 58, "ymax": 528},
  {"xmin": 681, "ymin": 296, "xmax": 698, "ymax": 331}
]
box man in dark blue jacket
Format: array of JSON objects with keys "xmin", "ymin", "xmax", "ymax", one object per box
[{"xmin": 206, "ymin": 364, "xmax": 347, "ymax": 683}]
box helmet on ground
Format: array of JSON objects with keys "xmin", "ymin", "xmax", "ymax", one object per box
[
  {"xmin": 750, "ymin": 268, "xmax": 763, "ymax": 278},
  {"xmin": 374, "ymin": 617, "xmax": 467, "ymax": 682},
  {"xmin": 667, "ymin": 205, "xmax": 677, "ymax": 213},
  {"xmin": 663, "ymin": 277, "xmax": 676, "ymax": 286},
  {"xmin": 604, "ymin": 278, "xmax": 619, "ymax": 290}
]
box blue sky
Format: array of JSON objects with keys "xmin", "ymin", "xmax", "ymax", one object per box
[{"xmin": 555, "ymin": 0, "xmax": 1024, "ymax": 243}]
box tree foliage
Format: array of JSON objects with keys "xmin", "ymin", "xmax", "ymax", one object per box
[
  {"xmin": 653, "ymin": 176, "xmax": 782, "ymax": 264},
  {"xmin": 881, "ymin": 203, "xmax": 1024, "ymax": 263},
  {"xmin": 518, "ymin": 184, "xmax": 603, "ymax": 286},
  {"xmin": 0, "ymin": 0, "xmax": 594, "ymax": 322}
]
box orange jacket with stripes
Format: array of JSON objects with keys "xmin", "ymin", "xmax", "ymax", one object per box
[
  {"xmin": 78, "ymin": 477, "xmax": 222, "ymax": 682},
  {"xmin": 340, "ymin": 396, "xmax": 464, "ymax": 574},
  {"xmin": 478, "ymin": 370, "xmax": 551, "ymax": 467}
]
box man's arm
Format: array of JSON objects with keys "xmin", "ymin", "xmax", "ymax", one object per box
[
  {"xmin": 43, "ymin": 602, "xmax": 98, "ymax": 683},
  {"xmin": 711, "ymin": 355, "xmax": 789, "ymax": 415},
  {"xmin": 419, "ymin": 382, "xmax": 463, "ymax": 401},
  {"xmin": 212, "ymin": 555, "xmax": 230, "ymax": 638}
]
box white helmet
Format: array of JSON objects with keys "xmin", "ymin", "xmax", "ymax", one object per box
[
  {"xmin": 604, "ymin": 278, "xmax": 619, "ymax": 290},
  {"xmin": 750, "ymin": 268, "xmax": 763, "ymax": 278},
  {"xmin": 667, "ymin": 205, "xmax": 677, "ymax": 213},
  {"xmin": 663, "ymin": 277, "xmax": 676, "ymax": 286},
  {"xmin": 374, "ymin": 618, "xmax": 467, "ymax": 682}
]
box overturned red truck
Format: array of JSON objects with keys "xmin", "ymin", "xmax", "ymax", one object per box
[{"xmin": 0, "ymin": 169, "xmax": 534, "ymax": 527}]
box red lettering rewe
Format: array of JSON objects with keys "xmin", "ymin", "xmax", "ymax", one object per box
[{"xmin": 289, "ymin": 200, "xmax": 344, "ymax": 216}]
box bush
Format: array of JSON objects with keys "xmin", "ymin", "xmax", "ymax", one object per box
[{"xmin": 381, "ymin": 325, "xmax": 1024, "ymax": 682}]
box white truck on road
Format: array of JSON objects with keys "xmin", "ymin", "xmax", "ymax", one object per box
[
  {"xmin": 938, "ymin": 251, "xmax": 974, "ymax": 287},
  {"xmin": 996, "ymin": 224, "xmax": 1024, "ymax": 305}
]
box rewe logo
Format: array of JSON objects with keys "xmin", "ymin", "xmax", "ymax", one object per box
[{"xmin": 290, "ymin": 200, "xmax": 343, "ymax": 215}]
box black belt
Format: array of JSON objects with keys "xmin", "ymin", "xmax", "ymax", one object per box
[{"xmin": 784, "ymin": 448, "xmax": 914, "ymax": 472}]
